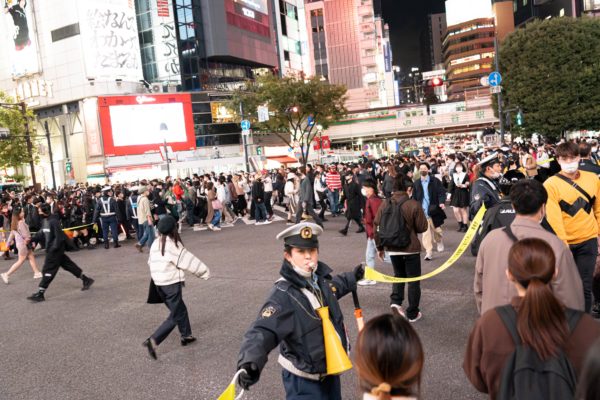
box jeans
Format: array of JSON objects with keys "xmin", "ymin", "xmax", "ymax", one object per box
[
  {"xmin": 151, "ymin": 282, "xmax": 192, "ymax": 345},
  {"xmin": 264, "ymin": 191, "xmax": 273, "ymax": 216},
  {"xmin": 255, "ymin": 202, "xmax": 267, "ymax": 222},
  {"xmin": 211, "ymin": 210, "xmax": 222, "ymax": 227},
  {"xmin": 326, "ymin": 189, "xmax": 340, "ymax": 214},
  {"xmin": 390, "ymin": 254, "xmax": 421, "ymax": 319},
  {"xmin": 570, "ymin": 238, "xmax": 598, "ymax": 312},
  {"xmin": 138, "ymin": 221, "xmax": 155, "ymax": 249},
  {"xmin": 365, "ymin": 238, "xmax": 391, "ymax": 267}
]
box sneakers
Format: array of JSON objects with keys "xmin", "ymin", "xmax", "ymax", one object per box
[
  {"xmin": 339, "ymin": 229, "xmax": 348, "ymax": 236},
  {"xmin": 143, "ymin": 338, "xmax": 157, "ymax": 360},
  {"xmin": 255, "ymin": 220, "xmax": 272, "ymax": 225},
  {"xmin": 286, "ymin": 220, "xmax": 294, "ymax": 225},
  {"xmin": 358, "ymin": 279, "xmax": 376, "ymax": 286},
  {"xmin": 135, "ymin": 243, "xmax": 143, "ymax": 253},
  {"xmin": 424, "ymin": 253, "xmax": 432, "ymax": 261},
  {"xmin": 408, "ymin": 312, "xmax": 423, "ymax": 323},
  {"xmin": 592, "ymin": 302, "xmax": 600, "ymax": 318},
  {"xmin": 436, "ymin": 242, "xmax": 444, "ymax": 253},
  {"xmin": 207, "ymin": 224, "xmax": 214, "ymax": 231},
  {"xmin": 212, "ymin": 226, "xmax": 222, "ymax": 231},
  {"xmin": 390, "ymin": 304, "xmax": 406, "ymax": 318},
  {"xmin": 27, "ymin": 291, "xmax": 45, "ymax": 302},
  {"xmin": 180, "ymin": 336, "xmax": 197, "ymax": 346},
  {"xmin": 1, "ymin": 272, "xmax": 8, "ymax": 284},
  {"xmin": 82, "ymin": 276, "xmax": 95, "ymax": 291},
  {"xmin": 33, "ymin": 272, "xmax": 42, "ymax": 279}
]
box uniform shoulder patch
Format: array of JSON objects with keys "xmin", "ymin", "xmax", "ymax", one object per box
[
  {"xmin": 329, "ymin": 283, "xmax": 337, "ymax": 293},
  {"xmin": 261, "ymin": 305, "xmax": 278, "ymax": 319}
]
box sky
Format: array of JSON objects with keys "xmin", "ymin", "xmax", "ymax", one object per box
[{"xmin": 381, "ymin": 0, "xmax": 446, "ymax": 73}]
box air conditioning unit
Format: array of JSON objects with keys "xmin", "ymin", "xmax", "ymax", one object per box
[{"xmin": 151, "ymin": 84, "xmax": 161, "ymax": 93}]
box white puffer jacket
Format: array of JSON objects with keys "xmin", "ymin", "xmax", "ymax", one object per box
[{"xmin": 148, "ymin": 236, "xmax": 210, "ymax": 286}]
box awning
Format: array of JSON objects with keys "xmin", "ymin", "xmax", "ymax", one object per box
[{"xmin": 267, "ymin": 155, "xmax": 298, "ymax": 164}]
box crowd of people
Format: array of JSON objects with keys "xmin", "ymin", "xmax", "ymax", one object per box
[{"xmin": 1, "ymin": 137, "xmax": 600, "ymax": 398}]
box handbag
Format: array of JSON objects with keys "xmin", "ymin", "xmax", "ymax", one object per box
[
  {"xmin": 0, "ymin": 241, "xmax": 8, "ymax": 252},
  {"xmin": 211, "ymin": 199, "xmax": 223, "ymax": 210},
  {"xmin": 147, "ymin": 279, "xmax": 164, "ymax": 304}
]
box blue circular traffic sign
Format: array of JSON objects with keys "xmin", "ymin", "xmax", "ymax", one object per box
[
  {"xmin": 488, "ymin": 72, "xmax": 502, "ymax": 87},
  {"xmin": 241, "ymin": 120, "xmax": 251, "ymax": 130}
]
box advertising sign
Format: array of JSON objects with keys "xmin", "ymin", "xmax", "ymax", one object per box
[
  {"xmin": 1, "ymin": 0, "xmax": 40, "ymax": 78},
  {"xmin": 383, "ymin": 42, "xmax": 392, "ymax": 73},
  {"xmin": 234, "ymin": 0, "xmax": 268, "ymax": 15},
  {"xmin": 98, "ymin": 94, "xmax": 196, "ymax": 157},
  {"xmin": 152, "ymin": 0, "xmax": 180, "ymax": 83},
  {"xmin": 79, "ymin": 0, "xmax": 143, "ymax": 80}
]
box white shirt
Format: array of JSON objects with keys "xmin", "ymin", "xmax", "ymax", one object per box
[{"xmin": 148, "ymin": 237, "xmax": 210, "ymax": 286}]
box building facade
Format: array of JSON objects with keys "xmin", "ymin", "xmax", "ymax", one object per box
[
  {"xmin": 426, "ymin": 13, "xmax": 448, "ymax": 69},
  {"xmin": 513, "ymin": 0, "xmax": 584, "ymax": 26},
  {"xmin": 273, "ymin": 0, "xmax": 311, "ymax": 76}
]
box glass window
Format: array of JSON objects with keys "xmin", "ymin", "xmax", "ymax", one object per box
[
  {"xmin": 193, "ymin": 113, "xmax": 212, "ymax": 124},
  {"xmin": 192, "ymin": 102, "xmax": 211, "ymax": 113}
]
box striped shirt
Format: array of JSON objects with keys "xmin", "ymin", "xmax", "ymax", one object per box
[
  {"xmin": 148, "ymin": 237, "xmax": 210, "ymax": 285},
  {"xmin": 325, "ymin": 171, "xmax": 342, "ymax": 191}
]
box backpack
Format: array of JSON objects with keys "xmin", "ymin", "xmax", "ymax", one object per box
[
  {"xmin": 377, "ymin": 197, "xmax": 411, "ymax": 249},
  {"xmin": 496, "ymin": 305, "xmax": 582, "ymax": 400}
]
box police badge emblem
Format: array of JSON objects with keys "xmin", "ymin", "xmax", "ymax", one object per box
[
  {"xmin": 300, "ymin": 227, "xmax": 313, "ymax": 239},
  {"xmin": 261, "ymin": 306, "xmax": 277, "ymax": 318}
]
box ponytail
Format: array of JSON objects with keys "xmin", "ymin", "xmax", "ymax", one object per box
[{"xmin": 508, "ymin": 238, "xmax": 569, "ymax": 360}]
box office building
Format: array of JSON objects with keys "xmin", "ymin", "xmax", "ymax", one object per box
[
  {"xmin": 513, "ymin": 0, "xmax": 584, "ymax": 26},
  {"xmin": 274, "ymin": 0, "xmax": 311, "ymax": 76},
  {"xmin": 424, "ymin": 13, "xmax": 447, "ymax": 70}
]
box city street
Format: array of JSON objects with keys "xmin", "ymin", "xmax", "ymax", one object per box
[{"xmin": 0, "ymin": 212, "xmax": 484, "ymax": 400}]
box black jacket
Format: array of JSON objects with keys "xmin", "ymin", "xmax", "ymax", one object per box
[
  {"xmin": 237, "ymin": 260, "xmax": 357, "ymax": 375},
  {"xmin": 470, "ymin": 198, "xmax": 515, "ymax": 256},
  {"xmin": 469, "ymin": 176, "xmax": 501, "ymax": 220},
  {"xmin": 342, "ymin": 180, "xmax": 363, "ymax": 220},
  {"xmin": 579, "ymin": 159, "xmax": 600, "ymax": 177},
  {"xmin": 24, "ymin": 203, "xmax": 40, "ymax": 231},
  {"xmin": 251, "ymin": 180, "xmax": 265, "ymax": 202},
  {"xmin": 33, "ymin": 214, "xmax": 66, "ymax": 254},
  {"xmin": 413, "ymin": 176, "xmax": 447, "ymax": 227}
]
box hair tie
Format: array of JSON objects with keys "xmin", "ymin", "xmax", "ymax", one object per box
[{"xmin": 371, "ymin": 382, "xmax": 391, "ymax": 396}]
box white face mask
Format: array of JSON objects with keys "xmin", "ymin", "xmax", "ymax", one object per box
[
  {"xmin": 291, "ymin": 261, "xmax": 316, "ymax": 278},
  {"xmin": 361, "ymin": 188, "xmax": 367, "ymax": 197},
  {"xmin": 560, "ymin": 161, "xmax": 579, "ymax": 174},
  {"xmin": 491, "ymin": 171, "xmax": 502, "ymax": 179}
]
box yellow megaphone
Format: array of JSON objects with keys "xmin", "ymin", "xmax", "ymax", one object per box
[{"xmin": 316, "ymin": 306, "xmax": 352, "ymax": 375}]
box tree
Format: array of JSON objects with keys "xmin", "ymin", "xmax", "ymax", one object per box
[
  {"xmin": 0, "ymin": 91, "xmax": 38, "ymax": 171},
  {"xmin": 499, "ymin": 18, "xmax": 600, "ymax": 139},
  {"xmin": 229, "ymin": 74, "xmax": 347, "ymax": 165}
]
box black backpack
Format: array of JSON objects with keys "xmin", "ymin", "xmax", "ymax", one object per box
[
  {"xmin": 377, "ymin": 197, "xmax": 411, "ymax": 249},
  {"xmin": 496, "ymin": 305, "xmax": 582, "ymax": 400}
]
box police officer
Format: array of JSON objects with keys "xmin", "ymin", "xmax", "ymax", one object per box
[
  {"xmin": 27, "ymin": 203, "xmax": 94, "ymax": 302},
  {"xmin": 236, "ymin": 222, "xmax": 364, "ymax": 400},
  {"xmin": 93, "ymin": 186, "xmax": 120, "ymax": 249},
  {"xmin": 126, "ymin": 186, "xmax": 141, "ymax": 240},
  {"xmin": 469, "ymin": 152, "xmax": 502, "ymax": 220}
]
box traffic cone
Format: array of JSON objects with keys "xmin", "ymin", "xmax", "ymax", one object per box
[{"xmin": 316, "ymin": 306, "xmax": 352, "ymax": 375}]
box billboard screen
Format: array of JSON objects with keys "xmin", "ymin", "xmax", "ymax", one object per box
[
  {"xmin": 1, "ymin": 0, "xmax": 40, "ymax": 78},
  {"xmin": 98, "ymin": 94, "xmax": 196, "ymax": 157},
  {"xmin": 234, "ymin": 0, "xmax": 268, "ymax": 15}
]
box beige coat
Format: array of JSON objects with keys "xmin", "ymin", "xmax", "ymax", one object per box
[{"xmin": 475, "ymin": 217, "xmax": 584, "ymax": 314}]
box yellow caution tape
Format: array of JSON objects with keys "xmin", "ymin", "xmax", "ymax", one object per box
[
  {"xmin": 217, "ymin": 370, "xmax": 246, "ymax": 400},
  {"xmin": 537, "ymin": 158, "xmax": 554, "ymax": 165},
  {"xmin": 364, "ymin": 205, "xmax": 487, "ymax": 283},
  {"xmin": 0, "ymin": 223, "xmax": 94, "ymax": 234}
]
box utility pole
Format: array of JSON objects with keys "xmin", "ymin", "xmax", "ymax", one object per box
[
  {"xmin": 163, "ymin": 139, "xmax": 171, "ymax": 177},
  {"xmin": 44, "ymin": 120, "xmax": 57, "ymax": 190},
  {"xmin": 240, "ymin": 102, "xmax": 250, "ymax": 172},
  {"xmin": 20, "ymin": 102, "xmax": 37, "ymax": 187},
  {"xmin": 494, "ymin": 36, "xmax": 505, "ymax": 144}
]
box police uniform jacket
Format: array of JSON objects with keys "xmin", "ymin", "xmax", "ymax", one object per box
[
  {"xmin": 237, "ymin": 260, "xmax": 357, "ymax": 377},
  {"xmin": 470, "ymin": 198, "xmax": 515, "ymax": 256},
  {"xmin": 93, "ymin": 195, "xmax": 117, "ymax": 223},
  {"xmin": 469, "ymin": 176, "xmax": 500, "ymax": 220}
]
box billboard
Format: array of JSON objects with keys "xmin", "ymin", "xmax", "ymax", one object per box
[
  {"xmin": 151, "ymin": 0, "xmax": 180, "ymax": 83},
  {"xmin": 1, "ymin": 0, "xmax": 40, "ymax": 78},
  {"xmin": 445, "ymin": 0, "xmax": 493, "ymax": 26},
  {"xmin": 79, "ymin": 0, "xmax": 143, "ymax": 80},
  {"xmin": 98, "ymin": 94, "xmax": 196, "ymax": 157},
  {"xmin": 234, "ymin": 0, "xmax": 268, "ymax": 15}
]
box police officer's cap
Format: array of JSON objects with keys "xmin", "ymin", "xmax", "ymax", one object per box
[
  {"xmin": 478, "ymin": 152, "xmax": 500, "ymax": 169},
  {"xmin": 101, "ymin": 186, "xmax": 112, "ymax": 193},
  {"xmin": 276, "ymin": 222, "xmax": 323, "ymax": 249}
]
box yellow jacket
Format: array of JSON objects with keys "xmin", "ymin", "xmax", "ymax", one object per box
[{"xmin": 544, "ymin": 170, "xmax": 600, "ymax": 245}]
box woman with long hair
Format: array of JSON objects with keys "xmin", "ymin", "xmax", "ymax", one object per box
[
  {"xmin": 143, "ymin": 215, "xmax": 210, "ymax": 360},
  {"xmin": 464, "ymin": 238, "xmax": 600, "ymax": 399},
  {"xmin": 448, "ymin": 161, "xmax": 470, "ymax": 232},
  {"xmin": 355, "ymin": 313, "xmax": 424, "ymax": 400},
  {"xmin": 1, "ymin": 206, "xmax": 41, "ymax": 284}
]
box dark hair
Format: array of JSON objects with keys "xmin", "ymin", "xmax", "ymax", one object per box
[
  {"xmin": 418, "ymin": 162, "xmax": 430, "ymax": 170},
  {"xmin": 393, "ymin": 174, "xmax": 412, "ymax": 192},
  {"xmin": 355, "ymin": 313, "xmax": 424, "ymax": 400},
  {"xmin": 508, "ymin": 238, "xmax": 568, "ymax": 360},
  {"xmin": 555, "ymin": 142, "xmax": 579, "ymax": 159},
  {"xmin": 579, "ymin": 141, "xmax": 593, "ymax": 158},
  {"xmin": 159, "ymin": 228, "xmax": 183, "ymax": 257},
  {"xmin": 575, "ymin": 339, "xmax": 600, "ymax": 400},
  {"xmin": 510, "ymin": 179, "xmax": 548, "ymax": 216}
]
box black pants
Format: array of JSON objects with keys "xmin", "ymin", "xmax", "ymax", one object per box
[
  {"xmin": 295, "ymin": 201, "xmax": 323, "ymax": 226},
  {"xmin": 570, "ymin": 238, "xmax": 598, "ymax": 312},
  {"xmin": 39, "ymin": 251, "xmax": 83, "ymax": 290},
  {"xmin": 101, "ymin": 215, "xmax": 119, "ymax": 244},
  {"xmin": 151, "ymin": 282, "xmax": 192, "ymax": 345},
  {"xmin": 390, "ymin": 254, "xmax": 421, "ymax": 319},
  {"xmin": 317, "ymin": 193, "xmax": 327, "ymax": 219},
  {"xmin": 264, "ymin": 191, "xmax": 273, "ymax": 217},
  {"xmin": 282, "ymin": 370, "xmax": 341, "ymax": 400}
]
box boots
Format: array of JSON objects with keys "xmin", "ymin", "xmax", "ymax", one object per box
[
  {"xmin": 457, "ymin": 223, "xmax": 463, "ymax": 232},
  {"xmin": 339, "ymin": 228, "xmax": 348, "ymax": 236},
  {"xmin": 81, "ymin": 275, "xmax": 95, "ymax": 291},
  {"xmin": 461, "ymin": 222, "xmax": 469, "ymax": 232},
  {"xmin": 27, "ymin": 290, "xmax": 45, "ymax": 302},
  {"xmin": 356, "ymin": 225, "xmax": 365, "ymax": 234},
  {"xmin": 114, "ymin": 241, "xmax": 121, "ymax": 248}
]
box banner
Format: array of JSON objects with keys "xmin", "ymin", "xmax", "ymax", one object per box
[
  {"xmin": 365, "ymin": 205, "xmax": 487, "ymax": 283},
  {"xmin": 1, "ymin": 0, "xmax": 41, "ymax": 78}
]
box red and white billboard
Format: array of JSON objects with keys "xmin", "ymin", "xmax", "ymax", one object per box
[{"xmin": 98, "ymin": 94, "xmax": 196, "ymax": 157}]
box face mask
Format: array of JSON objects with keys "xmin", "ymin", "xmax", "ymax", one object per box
[
  {"xmin": 455, "ymin": 167, "xmax": 463, "ymax": 173},
  {"xmin": 361, "ymin": 188, "xmax": 367, "ymax": 197},
  {"xmin": 492, "ymin": 171, "xmax": 502, "ymax": 179},
  {"xmin": 291, "ymin": 261, "xmax": 315, "ymax": 278},
  {"xmin": 560, "ymin": 161, "xmax": 578, "ymax": 174}
]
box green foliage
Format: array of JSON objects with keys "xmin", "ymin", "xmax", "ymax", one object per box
[
  {"xmin": 229, "ymin": 74, "xmax": 347, "ymax": 165},
  {"xmin": 499, "ymin": 17, "xmax": 600, "ymax": 139},
  {"xmin": 0, "ymin": 91, "xmax": 38, "ymax": 170}
]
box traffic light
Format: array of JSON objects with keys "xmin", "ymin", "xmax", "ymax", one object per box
[
  {"xmin": 429, "ymin": 77, "xmax": 444, "ymax": 87},
  {"xmin": 516, "ymin": 110, "xmax": 523, "ymax": 126},
  {"xmin": 256, "ymin": 146, "xmax": 263, "ymax": 156},
  {"xmin": 65, "ymin": 161, "xmax": 72, "ymax": 173}
]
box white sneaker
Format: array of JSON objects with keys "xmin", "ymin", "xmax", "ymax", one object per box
[
  {"xmin": 390, "ymin": 304, "xmax": 406, "ymax": 318},
  {"xmin": 437, "ymin": 242, "xmax": 444, "ymax": 252},
  {"xmin": 409, "ymin": 312, "xmax": 423, "ymax": 323},
  {"xmin": 357, "ymin": 279, "xmax": 370, "ymax": 286},
  {"xmin": 424, "ymin": 253, "xmax": 432, "ymax": 261},
  {"xmin": 1, "ymin": 272, "xmax": 8, "ymax": 284},
  {"xmin": 212, "ymin": 226, "xmax": 221, "ymax": 231},
  {"xmin": 263, "ymin": 220, "xmax": 272, "ymax": 225},
  {"xmin": 33, "ymin": 272, "xmax": 42, "ymax": 279},
  {"xmin": 207, "ymin": 224, "xmax": 214, "ymax": 231}
]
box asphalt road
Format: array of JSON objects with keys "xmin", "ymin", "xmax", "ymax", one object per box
[{"xmin": 0, "ymin": 211, "xmax": 485, "ymax": 400}]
